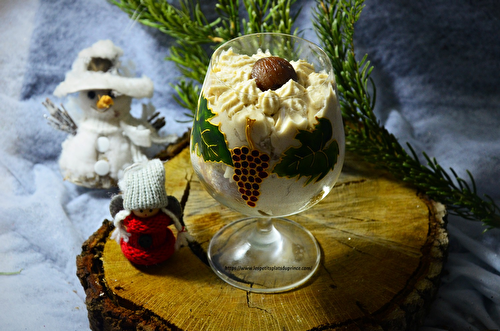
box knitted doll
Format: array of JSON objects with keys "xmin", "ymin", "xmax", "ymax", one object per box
[{"xmin": 110, "ymin": 159, "xmax": 191, "ymax": 265}]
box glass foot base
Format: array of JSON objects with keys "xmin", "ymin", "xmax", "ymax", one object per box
[{"xmin": 207, "ymin": 217, "xmax": 320, "ymax": 293}]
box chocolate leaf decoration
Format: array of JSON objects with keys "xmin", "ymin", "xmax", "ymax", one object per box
[
  {"xmin": 191, "ymin": 96, "xmax": 233, "ymax": 166},
  {"xmin": 272, "ymin": 117, "xmax": 339, "ymax": 185}
]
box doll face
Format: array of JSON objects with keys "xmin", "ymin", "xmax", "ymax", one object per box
[
  {"xmin": 132, "ymin": 208, "xmax": 160, "ymax": 218},
  {"xmin": 78, "ymin": 89, "xmax": 132, "ymax": 120}
]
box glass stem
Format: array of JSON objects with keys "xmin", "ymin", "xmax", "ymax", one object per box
[
  {"xmin": 250, "ymin": 218, "xmax": 281, "ymax": 247},
  {"xmin": 256, "ymin": 217, "xmax": 274, "ymax": 233}
]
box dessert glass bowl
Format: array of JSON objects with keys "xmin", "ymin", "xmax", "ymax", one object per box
[{"xmin": 190, "ymin": 33, "xmax": 345, "ymax": 293}]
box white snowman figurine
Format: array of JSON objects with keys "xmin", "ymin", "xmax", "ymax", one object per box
[{"xmin": 43, "ymin": 40, "xmax": 174, "ymax": 188}]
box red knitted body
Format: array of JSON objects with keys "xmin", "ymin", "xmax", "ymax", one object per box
[{"xmin": 120, "ymin": 211, "xmax": 176, "ymax": 265}]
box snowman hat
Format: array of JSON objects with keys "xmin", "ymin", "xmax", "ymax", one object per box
[
  {"xmin": 120, "ymin": 159, "xmax": 169, "ymax": 211},
  {"xmin": 53, "ymin": 39, "xmax": 154, "ymax": 99}
]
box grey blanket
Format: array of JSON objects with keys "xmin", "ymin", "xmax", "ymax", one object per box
[{"xmin": 0, "ymin": 0, "xmax": 498, "ymax": 330}]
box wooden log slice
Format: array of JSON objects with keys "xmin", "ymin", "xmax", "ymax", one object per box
[{"xmin": 77, "ymin": 143, "xmax": 448, "ymax": 331}]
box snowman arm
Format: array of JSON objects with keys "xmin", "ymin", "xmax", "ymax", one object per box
[
  {"xmin": 150, "ymin": 132, "xmax": 178, "ymax": 145},
  {"xmin": 42, "ymin": 98, "xmax": 77, "ymax": 135},
  {"xmin": 147, "ymin": 111, "xmax": 166, "ymax": 131},
  {"xmin": 146, "ymin": 120, "xmax": 178, "ymax": 145},
  {"xmin": 120, "ymin": 121, "xmax": 152, "ymax": 147},
  {"xmin": 141, "ymin": 103, "xmax": 165, "ymax": 132}
]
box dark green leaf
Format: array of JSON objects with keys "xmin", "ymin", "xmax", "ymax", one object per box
[
  {"xmin": 191, "ymin": 96, "xmax": 233, "ymax": 165},
  {"xmin": 272, "ymin": 118, "xmax": 340, "ymax": 185}
]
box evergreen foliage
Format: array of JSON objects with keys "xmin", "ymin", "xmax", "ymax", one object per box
[
  {"xmin": 313, "ymin": 0, "xmax": 500, "ymax": 229},
  {"xmin": 112, "ymin": 0, "xmax": 500, "ymax": 230}
]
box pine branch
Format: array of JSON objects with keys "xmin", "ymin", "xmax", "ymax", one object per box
[
  {"xmin": 215, "ymin": 0, "xmax": 242, "ymax": 40},
  {"xmin": 171, "ymin": 80, "xmax": 201, "ymax": 120},
  {"xmin": 112, "ymin": 0, "xmax": 299, "ymax": 116},
  {"xmin": 112, "ymin": 0, "xmax": 500, "ymax": 230},
  {"xmin": 312, "ymin": 0, "xmax": 500, "ymax": 230},
  {"xmin": 166, "ymin": 40, "xmax": 210, "ymax": 84},
  {"xmin": 0, "ymin": 269, "xmax": 22, "ymax": 275},
  {"xmin": 111, "ymin": 0, "xmax": 222, "ymax": 43},
  {"xmin": 242, "ymin": 0, "xmax": 300, "ymax": 34}
]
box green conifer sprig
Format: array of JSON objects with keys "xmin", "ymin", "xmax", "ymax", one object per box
[
  {"xmin": 313, "ymin": 0, "xmax": 500, "ymax": 230},
  {"xmin": 112, "ymin": 0, "xmax": 299, "ymax": 116},
  {"xmin": 111, "ymin": 0, "xmax": 500, "ymax": 230}
]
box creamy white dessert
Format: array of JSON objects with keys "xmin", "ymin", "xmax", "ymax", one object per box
[
  {"xmin": 207, "ymin": 48, "xmax": 336, "ymax": 156},
  {"xmin": 192, "ymin": 48, "xmax": 345, "ymax": 217}
]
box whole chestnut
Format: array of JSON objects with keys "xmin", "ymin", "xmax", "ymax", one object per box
[{"xmin": 251, "ymin": 56, "xmax": 298, "ymax": 91}]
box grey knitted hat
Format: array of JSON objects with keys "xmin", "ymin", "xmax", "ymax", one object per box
[{"xmin": 121, "ymin": 159, "xmax": 169, "ymax": 211}]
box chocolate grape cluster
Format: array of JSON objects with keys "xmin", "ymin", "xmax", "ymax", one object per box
[{"xmin": 231, "ymin": 146, "xmax": 270, "ymax": 207}]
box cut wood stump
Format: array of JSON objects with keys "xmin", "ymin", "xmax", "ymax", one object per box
[{"xmin": 77, "ymin": 135, "xmax": 448, "ymax": 331}]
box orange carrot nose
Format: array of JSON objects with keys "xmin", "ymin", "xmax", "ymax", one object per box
[{"xmin": 96, "ymin": 95, "xmax": 114, "ymax": 109}]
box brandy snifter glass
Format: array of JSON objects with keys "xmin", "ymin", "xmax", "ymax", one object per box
[{"xmin": 190, "ymin": 33, "xmax": 345, "ymax": 293}]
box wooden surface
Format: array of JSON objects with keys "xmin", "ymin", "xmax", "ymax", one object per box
[{"xmin": 77, "ymin": 142, "xmax": 448, "ymax": 331}]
